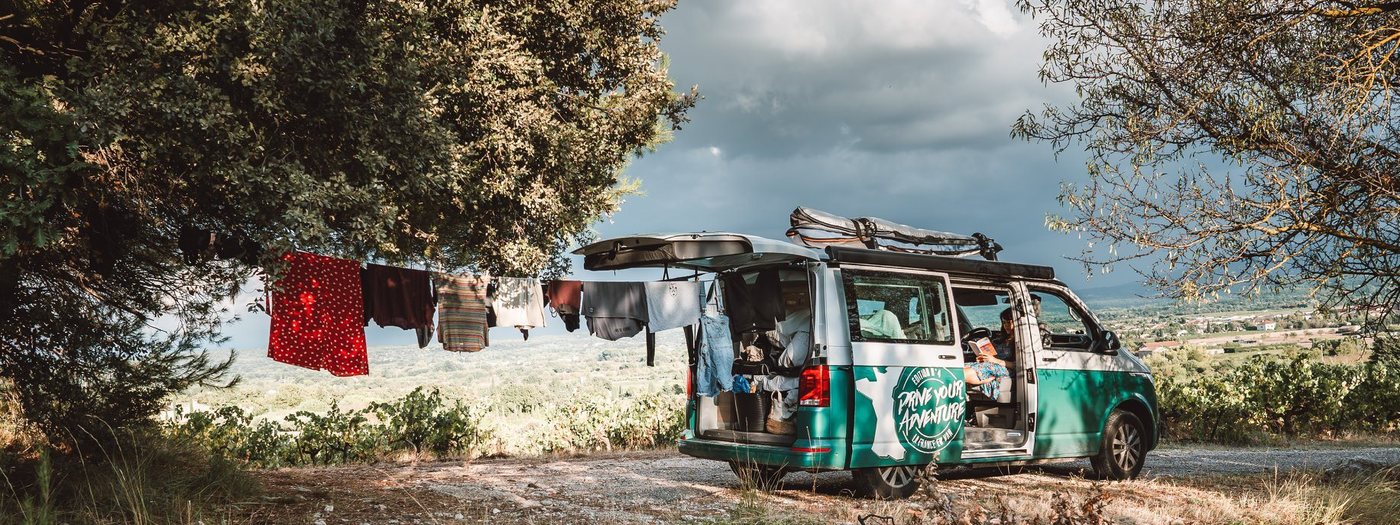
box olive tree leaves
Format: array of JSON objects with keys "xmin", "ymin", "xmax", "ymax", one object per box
[
  {"xmin": 1017, "ymin": 0, "xmax": 1400, "ymax": 315},
  {"xmin": 0, "ymin": 0, "xmax": 694, "ymax": 441}
]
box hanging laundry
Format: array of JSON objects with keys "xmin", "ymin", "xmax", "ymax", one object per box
[
  {"xmin": 581, "ymin": 281, "xmax": 648, "ymax": 341},
  {"xmin": 267, "ymin": 252, "xmax": 368, "ymax": 376},
  {"xmin": 695, "ymin": 312, "xmax": 734, "ymax": 397},
  {"xmin": 361, "ymin": 263, "xmax": 437, "ymax": 348},
  {"xmin": 544, "ymin": 280, "xmax": 583, "ymax": 332},
  {"xmin": 644, "ymin": 280, "xmax": 703, "ymax": 333},
  {"xmin": 721, "ymin": 269, "xmax": 785, "ymax": 337},
  {"xmin": 491, "ymin": 277, "xmax": 546, "ymax": 332},
  {"xmin": 484, "ymin": 280, "xmax": 498, "ymax": 328},
  {"xmin": 435, "ymin": 273, "xmax": 491, "ymax": 352}
]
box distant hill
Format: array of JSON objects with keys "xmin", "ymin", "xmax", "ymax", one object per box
[
  {"xmin": 1073, "ymin": 281, "xmax": 1167, "ymax": 311},
  {"xmin": 184, "ymin": 331, "xmax": 689, "ymax": 421}
]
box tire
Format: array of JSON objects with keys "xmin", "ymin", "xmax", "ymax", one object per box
[
  {"xmin": 728, "ymin": 461, "xmax": 787, "ymax": 488},
  {"xmin": 1091, "ymin": 410, "xmax": 1147, "ymax": 480},
  {"xmin": 851, "ymin": 465, "xmax": 922, "ymax": 499}
]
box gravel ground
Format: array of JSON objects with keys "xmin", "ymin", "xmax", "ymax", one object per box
[
  {"xmin": 1137, "ymin": 445, "xmax": 1400, "ymax": 477},
  {"xmin": 246, "ymin": 444, "xmax": 1400, "ymax": 524}
]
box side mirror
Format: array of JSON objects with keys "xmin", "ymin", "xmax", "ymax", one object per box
[{"xmin": 1097, "ymin": 331, "xmax": 1122, "ymax": 355}]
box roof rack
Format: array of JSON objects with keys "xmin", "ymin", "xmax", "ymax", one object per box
[{"xmin": 786, "ymin": 207, "xmax": 1004, "ymax": 261}]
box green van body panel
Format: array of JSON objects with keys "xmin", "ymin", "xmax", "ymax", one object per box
[
  {"xmin": 1033, "ymin": 368, "xmax": 1158, "ymax": 458},
  {"xmin": 849, "ymin": 365, "xmax": 966, "ymax": 468}
]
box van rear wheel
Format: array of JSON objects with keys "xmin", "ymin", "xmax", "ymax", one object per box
[
  {"xmin": 1091, "ymin": 410, "xmax": 1146, "ymax": 480},
  {"xmin": 728, "ymin": 461, "xmax": 787, "ymax": 487},
  {"xmin": 852, "ymin": 465, "xmax": 921, "ymax": 499}
]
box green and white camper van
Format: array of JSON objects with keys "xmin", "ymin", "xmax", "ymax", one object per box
[{"xmin": 576, "ymin": 210, "xmax": 1158, "ymax": 499}]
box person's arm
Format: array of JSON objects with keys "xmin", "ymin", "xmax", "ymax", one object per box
[{"xmin": 978, "ymin": 353, "xmax": 1006, "ymax": 367}]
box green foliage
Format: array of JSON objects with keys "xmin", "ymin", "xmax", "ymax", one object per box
[
  {"xmin": 1, "ymin": 0, "xmax": 693, "ymax": 447},
  {"xmin": 536, "ymin": 391, "xmax": 685, "ymax": 453},
  {"xmin": 161, "ymin": 385, "xmax": 682, "ymax": 467},
  {"xmin": 1158, "ymin": 354, "xmax": 1400, "ymax": 442},
  {"xmin": 1018, "ymin": 0, "xmax": 1400, "ymax": 313},
  {"xmin": 165, "ymin": 406, "xmax": 287, "ymax": 467},
  {"xmin": 284, "ymin": 402, "xmax": 379, "ymax": 465},
  {"xmin": 368, "ymin": 387, "xmax": 488, "ymax": 457},
  {"xmin": 1371, "ymin": 336, "xmax": 1400, "ymax": 366}
]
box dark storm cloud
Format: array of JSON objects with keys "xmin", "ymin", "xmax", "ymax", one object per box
[
  {"xmin": 602, "ymin": 0, "xmax": 1100, "ymax": 274},
  {"xmin": 655, "ymin": 0, "xmax": 1054, "ymax": 158}
]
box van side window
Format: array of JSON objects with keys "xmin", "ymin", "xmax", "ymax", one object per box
[
  {"xmin": 1030, "ymin": 290, "xmax": 1096, "ymax": 351},
  {"xmin": 842, "ymin": 270, "xmax": 954, "ymax": 345}
]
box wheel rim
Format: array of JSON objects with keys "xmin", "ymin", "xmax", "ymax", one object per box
[
  {"xmin": 878, "ymin": 465, "xmax": 917, "ymax": 488},
  {"xmin": 1112, "ymin": 423, "xmax": 1142, "ymax": 472}
]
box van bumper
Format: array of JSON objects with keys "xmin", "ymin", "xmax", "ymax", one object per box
[{"xmin": 676, "ymin": 435, "xmax": 846, "ymax": 472}]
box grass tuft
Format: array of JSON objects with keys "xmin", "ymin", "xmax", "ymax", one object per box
[
  {"xmin": 2, "ymin": 426, "xmax": 259, "ymax": 524},
  {"xmin": 1263, "ymin": 465, "xmax": 1400, "ymax": 525}
]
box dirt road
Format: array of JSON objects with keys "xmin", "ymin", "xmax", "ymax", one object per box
[{"xmin": 246, "ymin": 445, "xmax": 1400, "ymax": 524}]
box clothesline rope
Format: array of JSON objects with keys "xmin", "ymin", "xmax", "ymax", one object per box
[{"xmin": 265, "ymin": 250, "xmax": 719, "ymax": 377}]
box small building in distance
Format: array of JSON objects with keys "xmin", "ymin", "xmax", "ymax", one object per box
[{"xmin": 1135, "ymin": 340, "xmax": 1183, "ymax": 358}]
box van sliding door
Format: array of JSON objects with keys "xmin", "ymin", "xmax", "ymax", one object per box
[{"xmin": 841, "ymin": 265, "xmax": 966, "ymax": 469}]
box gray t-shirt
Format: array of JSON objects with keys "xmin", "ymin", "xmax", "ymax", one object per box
[{"xmin": 644, "ymin": 281, "xmax": 703, "ymax": 333}]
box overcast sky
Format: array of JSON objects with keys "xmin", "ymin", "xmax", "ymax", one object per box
[
  {"xmin": 216, "ymin": 0, "xmax": 1134, "ymax": 349},
  {"xmin": 601, "ymin": 1, "xmax": 1108, "ymax": 276}
]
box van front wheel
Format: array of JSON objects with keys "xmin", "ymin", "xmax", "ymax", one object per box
[
  {"xmin": 1091, "ymin": 410, "xmax": 1146, "ymax": 480},
  {"xmin": 852, "ymin": 465, "xmax": 921, "ymax": 499}
]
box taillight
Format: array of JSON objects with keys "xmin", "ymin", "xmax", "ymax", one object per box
[
  {"xmin": 686, "ymin": 369, "xmax": 693, "ymax": 398},
  {"xmin": 799, "ymin": 365, "xmax": 829, "ymax": 407}
]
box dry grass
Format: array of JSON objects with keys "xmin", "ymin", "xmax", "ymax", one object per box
[
  {"xmin": 0, "ymin": 428, "xmax": 260, "ymax": 525},
  {"xmin": 711, "ymin": 464, "xmax": 1399, "ymax": 525}
]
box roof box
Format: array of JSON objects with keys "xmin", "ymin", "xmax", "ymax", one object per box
[{"xmin": 786, "ymin": 207, "xmax": 1003, "ymax": 260}]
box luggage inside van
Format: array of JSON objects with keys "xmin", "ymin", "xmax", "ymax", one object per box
[{"xmin": 693, "ymin": 267, "xmax": 810, "ymax": 446}]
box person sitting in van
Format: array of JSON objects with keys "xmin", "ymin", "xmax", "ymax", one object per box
[
  {"xmin": 964, "ymin": 308, "xmax": 1015, "ymax": 398},
  {"xmin": 990, "ymin": 307, "xmax": 1018, "ymax": 362}
]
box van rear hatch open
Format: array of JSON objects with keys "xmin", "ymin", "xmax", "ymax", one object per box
[{"xmin": 574, "ymin": 233, "xmax": 820, "ymax": 272}]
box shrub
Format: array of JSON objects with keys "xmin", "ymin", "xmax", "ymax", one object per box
[
  {"xmin": 368, "ymin": 387, "xmax": 489, "ymax": 457},
  {"xmin": 166, "ymin": 405, "xmax": 292, "ymax": 468},
  {"xmin": 164, "ymin": 387, "xmax": 496, "ymax": 467},
  {"xmin": 1158, "ymin": 353, "xmax": 1399, "ymax": 442},
  {"xmin": 537, "ymin": 391, "xmax": 685, "ymax": 453},
  {"xmin": 284, "ymin": 402, "xmax": 378, "ymax": 465}
]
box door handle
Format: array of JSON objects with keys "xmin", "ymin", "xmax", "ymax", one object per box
[
  {"xmin": 938, "ymin": 354, "xmax": 957, "ymax": 360},
  {"xmin": 1041, "ymin": 357, "xmax": 1058, "ymax": 362}
]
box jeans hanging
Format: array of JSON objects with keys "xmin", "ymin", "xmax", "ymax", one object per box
[{"xmin": 695, "ymin": 313, "xmax": 734, "ymax": 397}]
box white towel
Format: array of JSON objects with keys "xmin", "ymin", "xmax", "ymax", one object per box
[
  {"xmin": 491, "ymin": 277, "xmax": 546, "ymax": 329},
  {"xmin": 644, "ymin": 281, "xmax": 703, "ymax": 333}
]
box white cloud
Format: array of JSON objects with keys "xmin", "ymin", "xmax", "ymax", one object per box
[
  {"xmin": 706, "ymin": 0, "xmax": 1019, "ymax": 58},
  {"xmin": 960, "ymin": 0, "xmax": 1020, "ymax": 37}
]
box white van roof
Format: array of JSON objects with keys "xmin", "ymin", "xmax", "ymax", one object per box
[{"xmin": 575, "ymin": 232, "xmax": 822, "ymax": 272}]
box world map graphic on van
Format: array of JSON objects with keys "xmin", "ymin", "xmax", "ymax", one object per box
[
  {"xmin": 857, "ymin": 366, "xmax": 967, "ymax": 459},
  {"xmin": 894, "ymin": 367, "xmax": 966, "ymax": 454}
]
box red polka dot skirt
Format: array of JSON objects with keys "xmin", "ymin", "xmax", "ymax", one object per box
[{"xmin": 267, "ymin": 252, "xmax": 369, "ymax": 376}]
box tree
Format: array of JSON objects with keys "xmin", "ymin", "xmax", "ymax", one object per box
[
  {"xmin": 0, "ymin": 0, "xmax": 694, "ymax": 445},
  {"xmin": 1014, "ymin": 0, "xmax": 1400, "ymax": 315}
]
